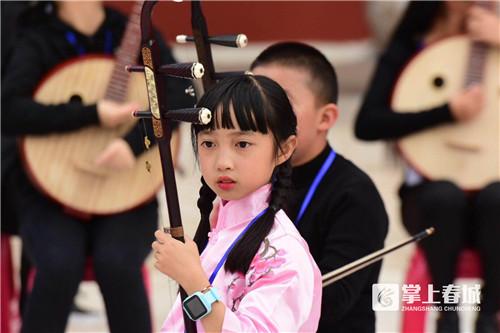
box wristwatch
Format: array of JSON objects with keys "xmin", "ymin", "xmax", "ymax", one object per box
[{"xmin": 182, "ymin": 285, "xmax": 221, "ymax": 321}]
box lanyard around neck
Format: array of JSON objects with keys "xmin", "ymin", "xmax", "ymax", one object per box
[
  {"xmin": 294, "ymin": 149, "xmax": 336, "ymax": 226},
  {"xmin": 65, "ymin": 30, "xmax": 113, "ymax": 56},
  {"xmin": 208, "ymin": 207, "xmax": 268, "ymax": 284}
]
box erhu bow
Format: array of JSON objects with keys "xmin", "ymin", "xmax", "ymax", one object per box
[
  {"xmin": 130, "ymin": 1, "xmax": 212, "ymax": 332},
  {"xmin": 322, "ymin": 227, "xmax": 435, "ymax": 287}
]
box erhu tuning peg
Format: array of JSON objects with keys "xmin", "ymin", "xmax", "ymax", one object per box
[
  {"xmin": 125, "ymin": 65, "xmax": 145, "ymax": 73},
  {"xmin": 133, "ymin": 110, "xmax": 153, "ymax": 118},
  {"xmin": 176, "ymin": 34, "xmax": 248, "ymax": 48},
  {"xmin": 163, "ymin": 107, "xmax": 212, "ymax": 125},
  {"xmin": 158, "ymin": 62, "xmax": 204, "ymax": 79}
]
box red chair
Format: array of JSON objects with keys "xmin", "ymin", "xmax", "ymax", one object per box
[
  {"xmin": 401, "ymin": 247, "xmax": 482, "ymax": 333},
  {"xmin": 1, "ymin": 234, "xmax": 20, "ymax": 333}
]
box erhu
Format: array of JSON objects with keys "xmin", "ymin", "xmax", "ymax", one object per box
[
  {"xmin": 130, "ymin": 1, "xmax": 247, "ymax": 331},
  {"xmin": 130, "ymin": 1, "xmax": 207, "ymax": 332}
]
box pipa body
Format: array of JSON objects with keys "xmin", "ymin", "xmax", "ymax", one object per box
[
  {"xmin": 392, "ymin": 36, "xmax": 500, "ymax": 190},
  {"xmin": 21, "ymin": 55, "xmax": 165, "ymax": 215}
]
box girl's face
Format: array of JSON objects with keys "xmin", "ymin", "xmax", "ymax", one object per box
[
  {"xmin": 197, "ymin": 126, "xmax": 277, "ymax": 201},
  {"xmin": 197, "ymin": 109, "xmax": 295, "ymax": 201}
]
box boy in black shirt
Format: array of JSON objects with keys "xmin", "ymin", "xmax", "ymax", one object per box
[{"xmin": 251, "ymin": 42, "xmax": 388, "ymax": 333}]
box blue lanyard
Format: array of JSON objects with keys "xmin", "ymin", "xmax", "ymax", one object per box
[
  {"xmin": 208, "ymin": 207, "xmax": 268, "ymax": 284},
  {"xmin": 294, "ymin": 149, "xmax": 336, "ymax": 226},
  {"xmin": 65, "ymin": 30, "xmax": 113, "ymax": 56}
]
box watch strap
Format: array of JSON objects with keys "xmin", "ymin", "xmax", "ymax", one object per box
[{"xmin": 204, "ymin": 286, "xmax": 221, "ymax": 304}]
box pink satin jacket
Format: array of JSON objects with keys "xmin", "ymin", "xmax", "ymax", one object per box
[{"xmin": 161, "ymin": 184, "xmax": 322, "ymax": 332}]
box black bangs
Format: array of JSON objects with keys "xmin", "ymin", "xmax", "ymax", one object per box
[
  {"xmin": 193, "ymin": 75, "xmax": 270, "ymax": 135},
  {"xmin": 191, "ymin": 75, "xmax": 297, "ymax": 156}
]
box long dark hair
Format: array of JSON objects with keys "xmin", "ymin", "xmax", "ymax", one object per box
[
  {"xmin": 390, "ymin": 1, "xmax": 445, "ymax": 46},
  {"xmin": 192, "ymin": 74, "xmax": 297, "ymax": 274}
]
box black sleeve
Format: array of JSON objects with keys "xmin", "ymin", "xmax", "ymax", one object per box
[
  {"xmin": 1, "ymin": 35, "xmax": 100, "ymax": 136},
  {"xmin": 355, "ymin": 41, "xmax": 454, "ymax": 141},
  {"xmin": 320, "ymin": 179, "xmax": 388, "ymax": 321},
  {"xmin": 123, "ymin": 30, "xmax": 195, "ymax": 156}
]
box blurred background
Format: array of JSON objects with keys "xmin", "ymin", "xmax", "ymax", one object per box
[{"xmin": 2, "ymin": 1, "xmax": 483, "ymax": 332}]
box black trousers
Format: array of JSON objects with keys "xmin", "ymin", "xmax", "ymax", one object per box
[
  {"xmin": 15, "ymin": 175, "xmax": 158, "ymax": 333},
  {"xmin": 400, "ymin": 180, "xmax": 500, "ymax": 314}
]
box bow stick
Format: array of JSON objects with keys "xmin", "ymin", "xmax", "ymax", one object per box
[
  {"xmin": 322, "ymin": 227, "xmax": 435, "ymax": 287},
  {"xmin": 131, "ymin": 1, "xmax": 212, "ymax": 332}
]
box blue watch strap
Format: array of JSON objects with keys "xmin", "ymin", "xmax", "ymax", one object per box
[
  {"xmin": 182, "ymin": 286, "xmax": 221, "ymax": 321},
  {"xmin": 204, "ymin": 286, "xmax": 221, "ymax": 304}
]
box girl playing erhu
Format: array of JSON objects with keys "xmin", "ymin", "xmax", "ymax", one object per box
[{"xmin": 152, "ymin": 75, "xmax": 322, "ymax": 332}]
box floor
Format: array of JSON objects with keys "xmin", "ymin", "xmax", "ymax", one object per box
[{"xmin": 7, "ymin": 41, "xmax": 482, "ymax": 333}]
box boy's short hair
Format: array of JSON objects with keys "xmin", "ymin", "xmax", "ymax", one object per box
[{"xmin": 250, "ymin": 42, "xmax": 338, "ymax": 105}]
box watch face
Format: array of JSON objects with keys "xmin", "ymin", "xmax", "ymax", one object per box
[{"xmin": 184, "ymin": 296, "xmax": 207, "ymax": 319}]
